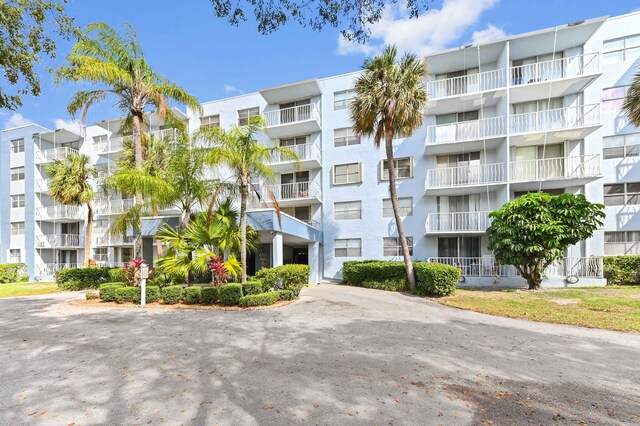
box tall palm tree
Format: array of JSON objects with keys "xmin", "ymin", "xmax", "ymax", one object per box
[
  {"xmin": 55, "ymin": 22, "xmax": 202, "ymax": 257},
  {"xmin": 46, "ymin": 152, "xmax": 97, "ymax": 265},
  {"xmin": 350, "ymin": 45, "xmax": 428, "ymax": 287},
  {"xmin": 623, "ymin": 70, "xmax": 640, "ymax": 126},
  {"xmin": 197, "ymin": 117, "xmax": 298, "ymax": 282}
]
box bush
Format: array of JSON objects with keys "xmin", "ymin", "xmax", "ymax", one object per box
[
  {"xmin": 115, "ymin": 286, "xmax": 141, "ymax": 304},
  {"xmin": 414, "ymin": 262, "xmax": 460, "ymax": 297},
  {"xmin": 239, "ymin": 291, "xmax": 281, "ymax": 307},
  {"xmin": 145, "ymin": 286, "xmax": 161, "ymax": 303},
  {"xmin": 219, "ymin": 283, "xmax": 243, "ymax": 305},
  {"xmin": 603, "ymin": 256, "xmax": 640, "ymax": 286},
  {"xmin": 201, "ymin": 286, "xmax": 219, "ymax": 304},
  {"xmin": 255, "ymin": 264, "xmax": 309, "ymax": 296},
  {"xmin": 58, "ymin": 280, "xmax": 87, "ymax": 291},
  {"xmin": 55, "ymin": 267, "xmax": 112, "ymax": 287},
  {"xmin": 85, "ymin": 291, "xmax": 98, "ymax": 300},
  {"xmin": 184, "ymin": 286, "xmax": 202, "ymax": 304},
  {"xmin": 0, "ymin": 263, "xmax": 26, "ymax": 283},
  {"xmin": 162, "ymin": 286, "xmax": 184, "ymax": 304},
  {"xmin": 99, "ymin": 283, "xmax": 126, "ymax": 302},
  {"xmin": 108, "ymin": 268, "xmax": 128, "ymax": 283},
  {"xmin": 276, "ymin": 289, "xmax": 296, "ymax": 301},
  {"xmin": 242, "ymin": 281, "xmax": 264, "ymax": 296},
  {"xmin": 342, "ymin": 261, "xmax": 408, "ymax": 291}
]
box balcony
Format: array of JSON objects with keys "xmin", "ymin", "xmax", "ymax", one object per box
[
  {"xmin": 36, "ymin": 234, "xmax": 83, "ymax": 249},
  {"xmin": 510, "ymin": 53, "xmax": 601, "ymax": 104},
  {"xmin": 509, "ymin": 104, "xmax": 601, "ymax": 145},
  {"xmin": 267, "ymin": 143, "xmax": 322, "ymax": 172},
  {"xmin": 94, "ymin": 137, "xmax": 126, "ymax": 155},
  {"xmin": 263, "ymin": 104, "xmax": 321, "ymax": 138},
  {"xmin": 427, "ymin": 257, "xmax": 517, "ymax": 277},
  {"xmin": 95, "ymin": 199, "xmax": 135, "ymax": 215},
  {"xmin": 510, "ymin": 155, "xmax": 602, "ymax": 189},
  {"xmin": 264, "ymin": 181, "xmax": 322, "ymax": 207},
  {"xmin": 149, "ymin": 128, "xmax": 179, "ymax": 141},
  {"xmin": 425, "ymin": 116, "xmax": 506, "ymax": 152},
  {"xmin": 426, "ymin": 69, "xmax": 508, "ymax": 114},
  {"xmin": 425, "ymin": 163, "xmax": 506, "ymax": 195},
  {"xmin": 35, "ymin": 179, "xmax": 50, "ymax": 193},
  {"xmin": 35, "ymin": 205, "xmax": 84, "ymax": 221},
  {"xmin": 96, "ymin": 235, "xmax": 135, "ymax": 246},
  {"xmin": 426, "ymin": 211, "xmax": 492, "ymax": 234},
  {"xmin": 35, "ymin": 147, "xmax": 78, "ymax": 164}
]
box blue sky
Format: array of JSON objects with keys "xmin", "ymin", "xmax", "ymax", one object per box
[{"xmin": 2, "ymin": 0, "xmax": 639, "ymax": 131}]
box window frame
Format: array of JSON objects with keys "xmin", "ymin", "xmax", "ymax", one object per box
[
  {"xmin": 604, "ymin": 182, "xmax": 640, "ymax": 206},
  {"xmin": 237, "ymin": 107, "xmax": 260, "ymax": 125},
  {"xmin": 333, "ymin": 127, "xmax": 361, "ymax": 147},
  {"xmin": 603, "ymin": 34, "xmax": 640, "ymax": 63},
  {"xmin": 381, "ymin": 157, "xmax": 414, "ymax": 181},
  {"xmin": 333, "ymin": 162, "xmax": 362, "ymax": 185},
  {"xmin": 603, "ymin": 133, "xmax": 640, "ymax": 159},
  {"xmin": 11, "ymin": 222, "xmax": 25, "ymax": 236},
  {"xmin": 383, "ymin": 197, "xmax": 413, "ymax": 218},
  {"xmin": 11, "ymin": 138, "xmax": 25, "ymax": 154},
  {"xmin": 201, "ymin": 114, "xmax": 221, "ymax": 129},
  {"xmin": 9, "ymin": 249, "xmax": 21, "ymax": 263},
  {"xmin": 334, "ymin": 238, "xmax": 362, "ymax": 258},
  {"xmin": 11, "ymin": 194, "xmax": 25, "ymax": 208},
  {"xmin": 334, "ymin": 200, "xmax": 362, "ymax": 220},
  {"xmin": 11, "ymin": 166, "xmax": 25, "ymax": 181},
  {"xmin": 333, "ymin": 90, "xmax": 355, "ymax": 110},
  {"xmin": 383, "ymin": 237, "xmax": 414, "ymax": 257}
]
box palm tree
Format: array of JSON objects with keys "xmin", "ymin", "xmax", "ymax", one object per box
[
  {"xmin": 623, "ymin": 70, "xmax": 640, "ymax": 126},
  {"xmin": 46, "ymin": 152, "xmax": 97, "ymax": 265},
  {"xmin": 55, "ymin": 22, "xmax": 202, "ymax": 257},
  {"xmin": 197, "ymin": 117, "xmax": 298, "ymax": 282},
  {"xmin": 350, "ymin": 45, "xmax": 428, "ymax": 287}
]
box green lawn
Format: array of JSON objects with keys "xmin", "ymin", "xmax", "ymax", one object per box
[
  {"xmin": 0, "ymin": 282, "xmax": 59, "ymax": 298},
  {"xmin": 438, "ymin": 286, "xmax": 640, "ymax": 333}
]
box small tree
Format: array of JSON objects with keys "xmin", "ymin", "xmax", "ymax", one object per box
[{"xmin": 486, "ymin": 192, "xmax": 605, "ymax": 290}]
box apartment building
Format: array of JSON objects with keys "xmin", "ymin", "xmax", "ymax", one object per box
[{"xmin": 1, "ymin": 11, "xmax": 639, "ymax": 286}]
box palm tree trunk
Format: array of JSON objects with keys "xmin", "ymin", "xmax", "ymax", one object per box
[
  {"xmin": 240, "ymin": 182, "xmax": 248, "ymax": 283},
  {"xmin": 84, "ymin": 201, "xmax": 94, "ymax": 265},
  {"xmin": 132, "ymin": 111, "xmax": 144, "ymax": 259},
  {"xmin": 385, "ymin": 127, "xmax": 416, "ymax": 287}
]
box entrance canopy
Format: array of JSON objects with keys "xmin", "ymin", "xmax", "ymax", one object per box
[{"xmin": 247, "ymin": 209, "xmax": 322, "ymax": 243}]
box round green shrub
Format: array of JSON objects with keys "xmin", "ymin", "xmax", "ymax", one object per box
[
  {"xmin": 99, "ymin": 283, "xmax": 126, "ymax": 302},
  {"xmin": 342, "ymin": 261, "xmax": 408, "ymax": 291},
  {"xmin": 255, "ymin": 264, "xmax": 309, "ymax": 295},
  {"xmin": 162, "ymin": 285, "xmax": 184, "ymax": 304},
  {"xmin": 276, "ymin": 289, "xmax": 296, "ymax": 301},
  {"xmin": 219, "ymin": 283, "xmax": 243, "ymax": 306},
  {"xmin": 108, "ymin": 267, "xmax": 128, "ymax": 283},
  {"xmin": 414, "ymin": 262, "xmax": 460, "ymax": 297},
  {"xmin": 114, "ymin": 286, "xmax": 141, "ymax": 304},
  {"xmin": 145, "ymin": 285, "xmax": 161, "ymax": 303},
  {"xmin": 184, "ymin": 286, "xmax": 202, "ymax": 304},
  {"xmin": 241, "ymin": 281, "xmax": 264, "ymax": 296},
  {"xmin": 239, "ymin": 291, "xmax": 280, "ymax": 307},
  {"xmin": 201, "ymin": 287, "xmax": 219, "ymax": 304}
]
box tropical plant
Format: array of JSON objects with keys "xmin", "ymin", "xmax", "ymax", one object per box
[
  {"xmin": 197, "ymin": 116, "xmax": 298, "ymax": 282},
  {"xmin": 623, "ymin": 70, "xmax": 640, "ymax": 127},
  {"xmin": 55, "ymin": 22, "xmax": 201, "ymax": 257},
  {"xmin": 486, "ymin": 192, "xmax": 605, "ymax": 290},
  {"xmin": 350, "ymin": 45, "xmax": 428, "ymax": 287},
  {"xmin": 46, "ymin": 152, "xmax": 97, "ymax": 264}
]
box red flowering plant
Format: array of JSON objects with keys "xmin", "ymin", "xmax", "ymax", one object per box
[
  {"xmin": 122, "ymin": 259, "xmax": 151, "ymax": 286},
  {"xmin": 208, "ymin": 255, "xmax": 229, "ymax": 288}
]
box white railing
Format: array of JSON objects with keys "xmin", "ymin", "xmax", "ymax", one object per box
[
  {"xmin": 510, "ymin": 155, "xmax": 601, "ymax": 182},
  {"xmin": 35, "ymin": 147, "xmax": 78, "ymax": 164},
  {"xmin": 35, "ymin": 179, "xmax": 50, "ymax": 192},
  {"xmin": 427, "ymin": 257, "xmax": 517, "ymax": 277},
  {"xmin": 35, "ymin": 263, "xmax": 83, "ymax": 277},
  {"xmin": 427, "ymin": 68, "xmax": 507, "ymax": 99},
  {"xmin": 510, "ymin": 104, "xmax": 600, "ymax": 134},
  {"xmin": 426, "ymin": 211, "xmax": 492, "ymax": 232},
  {"xmin": 263, "ymin": 104, "xmax": 320, "ymax": 127},
  {"xmin": 268, "ymin": 143, "xmax": 321, "ymax": 164},
  {"xmin": 95, "ymin": 199, "xmax": 135, "ymax": 215},
  {"xmin": 268, "ymin": 181, "xmax": 322, "ymax": 201},
  {"xmin": 94, "ymin": 137, "xmax": 127, "ymax": 154},
  {"xmin": 35, "ymin": 205, "xmax": 84, "ymax": 220},
  {"xmin": 36, "ymin": 234, "xmax": 82, "ymax": 248},
  {"xmin": 426, "ymin": 163, "xmax": 506, "ymax": 188},
  {"xmin": 545, "ymin": 257, "xmax": 604, "ymax": 278},
  {"xmin": 150, "ymin": 128, "xmax": 178, "ymax": 141},
  {"xmin": 511, "ymin": 53, "xmax": 600, "ymax": 86},
  {"xmin": 96, "ymin": 235, "xmax": 135, "ymax": 246},
  {"xmin": 426, "ymin": 116, "xmax": 506, "ymax": 145},
  {"xmin": 304, "ymin": 219, "xmax": 321, "ymax": 228}
]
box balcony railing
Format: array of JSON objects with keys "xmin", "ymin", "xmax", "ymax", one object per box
[
  {"xmin": 510, "ymin": 104, "xmax": 600, "ymax": 135},
  {"xmin": 426, "ymin": 116, "xmax": 506, "ymax": 145},
  {"xmin": 35, "ymin": 263, "xmax": 83, "ymax": 277},
  {"xmin": 426, "ymin": 163, "xmax": 506, "ymax": 189},
  {"xmin": 427, "ymin": 257, "xmax": 517, "ymax": 277},
  {"xmin": 35, "ymin": 179, "xmax": 50, "ymax": 192},
  {"xmin": 36, "ymin": 234, "xmax": 82, "ymax": 248},
  {"xmin": 268, "ymin": 181, "xmax": 322, "ymax": 201},
  {"xmin": 264, "ymin": 104, "xmax": 320, "ymax": 127},
  {"xmin": 427, "ymin": 68, "xmax": 507, "ymax": 99},
  {"xmin": 511, "ymin": 53, "xmax": 600, "ymax": 86},
  {"xmin": 150, "ymin": 128, "xmax": 178, "ymax": 141},
  {"xmin": 35, "ymin": 205, "xmax": 84, "ymax": 220},
  {"xmin": 545, "ymin": 257, "xmax": 604, "ymax": 278},
  {"xmin": 426, "ymin": 211, "xmax": 492, "ymax": 233},
  {"xmin": 510, "ymin": 155, "xmax": 601, "ymax": 182},
  {"xmin": 96, "ymin": 235, "xmax": 135, "ymax": 246},
  {"xmin": 35, "ymin": 147, "xmax": 78, "ymax": 164},
  {"xmin": 268, "ymin": 143, "xmax": 321, "ymax": 164},
  {"xmin": 95, "ymin": 199, "xmax": 135, "ymax": 215}
]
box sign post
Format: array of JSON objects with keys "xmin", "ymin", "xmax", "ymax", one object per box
[{"xmin": 140, "ymin": 262, "xmax": 149, "ymax": 307}]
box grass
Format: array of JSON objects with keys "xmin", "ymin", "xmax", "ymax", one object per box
[
  {"xmin": 0, "ymin": 282, "xmax": 59, "ymax": 298},
  {"xmin": 437, "ymin": 286, "xmax": 640, "ymax": 333}
]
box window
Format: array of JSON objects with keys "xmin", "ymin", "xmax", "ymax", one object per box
[
  {"xmin": 334, "ymin": 90, "xmax": 355, "ymax": 110},
  {"xmin": 11, "ymin": 138, "xmax": 24, "ymax": 153},
  {"xmin": 383, "ymin": 197, "xmax": 413, "ymax": 217},
  {"xmin": 603, "ymin": 133, "xmax": 640, "ymax": 159},
  {"xmin": 9, "ymin": 249, "xmax": 21, "ymax": 263},
  {"xmin": 604, "ymin": 182, "xmax": 640, "ymax": 206},
  {"xmin": 333, "ymin": 162, "xmax": 362, "ymax": 185},
  {"xmin": 603, "ymin": 86, "xmax": 630, "ymax": 111},
  {"xmin": 603, "ymin": 34, "xmax": 640, "ymax": 63},
  {"xmin": 11, "ymin": 194, "xmax": 25, "ymax": 208},
  {"xmin": 334, "ymin": 201, "xmax": 362, "ymax": 220},
  {"xmin": 11, "ymin": 222, "xmax": 25, "ymax": 236},
  {"xmin": 11, "ymin": 167, "xmax": 25, "ymax": 181},
  {"xmin": 94, "ymin": 248, "xmax": 108, "ymax": 262},
  {"xmin": 201, "ymin": 114, "xmax": 220, "ymax": 129},
  {"xmin": 238, "ymin": 107, "xmax": 259, "ymax": 125},
  {"xmin": 383, "ymin": 237, "xmax": 414, "ymax": 257},
  {"xmin": 382, "ymin": 157, "xmax": 413, "ymax": 180},
  {"xmin": 93, "ymin": 134, "xmax": 108, "ymax": 143},
  {"xmin": 333, "ymin": 127, "xmax": 360, "ymax": 147},
  {"xmin": 605, "ymin": 231, "xmax": 640, "ymax": 255},
  {"xmin": 280, "ymin": 136, "xmax": 307, "ymax": 147},
  {"xmin": 334, "ymin": 238, "xmax": 361, "ymax": 257}
]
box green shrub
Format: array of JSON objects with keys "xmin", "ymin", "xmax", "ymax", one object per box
[
  {"xmin": 145, "ymin": 286, "xmax": 161, "ymax": 303},
  {"xmin": 115, "ymin": 286, "xmax": 141, "ymax": 304},
  {"xmin": 162, "ymin": 285, "xmax": 184, "ymax": 304},
  {"xmin": 603, "ymin": 256, "xmax": 640, "ymax": 286},
  {"xmin": 342, "ymin": 261, "xmax": 408, "ymax": 291},
  {"xmin": 18, "ymin": 274, "xmax": 29, "ymax": 282},
  {"xmin": 201, "ymin": 286, "xmax": 219, "ymax": 304},
  {"xmin": 219, "ymin": 283, "xmax": 243, "ymax": 305},
  {"xmin": 108, "ymin": 268, "xmax": 128, "ymax": 283},
  {"xmin": 239, "ymin": 291, "xmax": 281, "ymax": 307},
  {"xmin": 85, "ymin": 291, "xmax": 98, "ymax": 300},
  {"xmin": 255, "ymin": 264, "xmax": 309, "ymax": 295},
  {"xmin": 242, "ymin": 281, "xmax": 264, "ymax": 296},
  {"xmin": 414, "ymin": 262, "xmax": 460, "ymax": 297},
  {"xmin": 359, "ymin": 279, "xmax": 408, "ymax": 292},
  {"xmin": 184, "ymin": 286, "xmax": 202, "ymax": 304},
  {"xmin": 276, "ymin": 289, "xmax": 296, "ymax": 301},
  {"xmin": 55, "ymin": 267, "xmax": 112, "ymax": 287},
  {"xmin": 99, "ymin": 283, "xmax": 126, "ymax": 302},
  {"xmin": 0, "ymin": 264, "xmax": 26, "ymax": 283}
]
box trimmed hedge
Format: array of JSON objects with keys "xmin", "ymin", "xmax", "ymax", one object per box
[
  {"xmin": 342, "ymin": 260, "xmax": 408, "ymax": 291},
  {"xmin": 255, "ymin": 264, "xmax": 309, "ymax": 295},
  {"xmin": 162, "ymin": 286, "xmax": 184, "ymax": 305},
  {"xmin": 99, "ymin": 283, "xmax": 126, "ymax": 302},
  {"xmin": 55, "ymin": 267, "xmax": 112, "ymax": 287},
  {"xmin": 220, "ymin": 283, "xmax": 243, "ymax": 305},
  {"xmin": 85, "ymin": 291, "xmax": 98, "ymax": 300},
  {"xmin": 239, "ymin": 291, "xmax": 280, "ymax": 307},
  {"xmin": 108, "ymin": 268, "xmax": 128, "ymax": 283},
  {"xmin": 277, "ymin": 289, "xmax": 296, "ymax": 301},
  {"xmin": 0, "ymin": 263, "xmax": 26, "ymax": 283},
  {"xmin": 242, "ymin": 281, "xmax": 264, "ymax": 296},
  {"xmin": 603, "ymin": 256, "xmax": 640, "ymax": 286},
  {"xmin": 184, "ymin": 286, "xmax": 202, "ymax": 304},
  {"xmin": 201, "ymin": 287, "xmax": 219, "ymax": 304},
  {"xmin": 414, "ymin": 262, "xmax": 460, "ymax": 297},
  {"xmin": 145, "ymin": 286, "xmax": 161, "ymax": 303},
  {"xmin": 58, "ymin": 280, "xmax": 88, "ymax": 291},
  {"xmin": 115, "ymin": 286, "xmax": 141, "ymax": 303}
]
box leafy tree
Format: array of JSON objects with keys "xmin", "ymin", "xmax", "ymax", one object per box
[
  {"xmin": 55, "ymin": 22, "xmax": 201, "ymax": 257},
  {"xmin": 486, "ymin": 192, "xmax": 605, "ymax": 290},
  {"xmin": 623, "ymin": 70, "xmax": 640, "ymax": 126},
  {"xmin": 0, "ymin": 0, "xmax": 78, "ymax": 110},
  {"xmin": 209, "ymin": 0, "xmax": 431, "ymax": 43},
  {"xmin": 350, "ymin": 45, "xmax": 428, "ymax": 287},
  {"xmin": 45, "ymin": 152, "xmax": 97, "ymax": 265}
]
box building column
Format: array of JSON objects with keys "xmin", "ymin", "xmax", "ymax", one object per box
[
  {"xmin": 272, "ymin": 232, "xmax": 283, "ymax": 267},
  {"xmin": 308, "ymin": 241, "xmax": 319, "ymax": 284}
]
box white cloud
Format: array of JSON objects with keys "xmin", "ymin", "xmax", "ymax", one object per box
[
  {"xmin": 471, "ymin": 24, "xmax": 507, "ymax": 44},
  {"xmin": 54, "ymin": 118, "xmax": 83, "ymax": 134},
  {"xmin": 3, "ymin": 112, "xmax": 34, "ymax": 129},
  {"xmin": 336, "ymin": 0, "xmax": 500, "ymax": 56},
  {"xmin": 223, "ymin": 84, "xmax": 244, "ymax": 95}
]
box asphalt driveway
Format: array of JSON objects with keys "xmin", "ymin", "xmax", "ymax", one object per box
[{"xmin": 1, "ymin": 284, "xmax": 639, "ymax": 425}]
